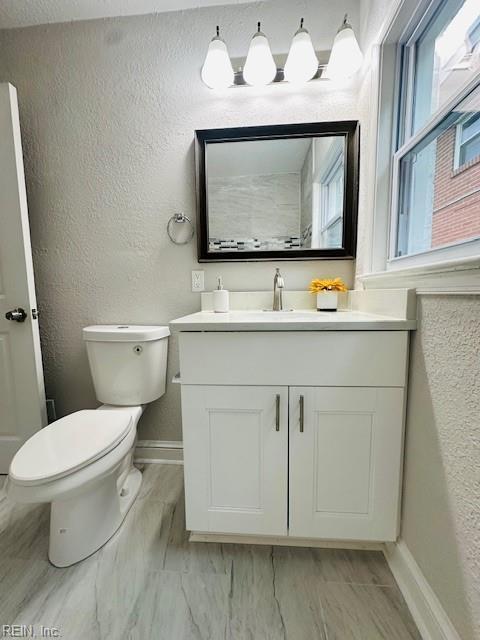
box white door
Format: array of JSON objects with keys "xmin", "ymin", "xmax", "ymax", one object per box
[
  {"xmin": 181, "ymin": 385, "xmax": 288, "ymax": 536},
  {"xmin": 0, "ymin": 83, "xmax": 46, "ymax": 473},
  {"xmin": 289, "ymin": 387, "xmax": 404, "ymax": 541}
]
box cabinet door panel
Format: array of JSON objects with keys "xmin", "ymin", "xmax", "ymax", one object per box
[
  {"xmin": 289, "ymin": 387, "xmax": 404, "ymax": 541},
  {"xmin": 314, "ymin": 412, "xmax": 373, "ymax": 515},
  {"xmin": 182, "ymin": 385, "xmax": 288, "ymax": 535}
]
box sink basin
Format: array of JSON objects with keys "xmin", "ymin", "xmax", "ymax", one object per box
[
  {"xmin": 170, "ymin": 308, "xmax": 416, "ymax": 331},
  {"xmin": 247, "ymin": 310, "xmax": 329, "ymax": 321}
]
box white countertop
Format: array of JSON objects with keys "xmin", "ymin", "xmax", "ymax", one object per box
[{"xmin": 170, "ymin": 309, "xmax": 416, "ymax": 331}]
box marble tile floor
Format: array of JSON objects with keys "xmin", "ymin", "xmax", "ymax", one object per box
[{"xmin": 0, "ymin": 465, "xmax": 421, "ymax": 640}]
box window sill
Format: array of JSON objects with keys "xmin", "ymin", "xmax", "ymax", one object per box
[
  {"xmin": 358, "ymin": 255, "xmax": 480, "ymax": 294},
  {"xmin": 451, "ymin": 154, "xmax": 480, "ymax": 177}
]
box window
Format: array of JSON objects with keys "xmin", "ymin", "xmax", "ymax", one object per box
[
  {"xmin": 392, "ymin": 0, "xmax": 480, "ymax": 263},
  {"xmin": 309, "ymin": 136, "xmax": 346, "ymax": 250},
  {"xmin": 409, "ymin": 0, "xmax": 480, "ymax": 136},
  {"xmin": 467, "ymin": 16, "xmax": 480, "ymax": 52},
  {"xmin": 321, "ymin": 154, "xmax": 344, "ymax": 248},
  {"xmin": 455, "ymin": 112, "xmax": 480, "ymax": 166}
]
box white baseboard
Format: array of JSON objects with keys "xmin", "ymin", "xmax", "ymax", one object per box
[
  {"xmin": 134, "ymin": 440, "xmax": 183, "ymax": 465},
  {"xmin": 384, "ymin": 540, "xmax": 461, "ymax": 640}
]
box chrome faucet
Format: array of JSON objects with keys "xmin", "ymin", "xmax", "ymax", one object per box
[{"xmin": 272, "ymin": 268, "xmax": 285, "ymax": 311}]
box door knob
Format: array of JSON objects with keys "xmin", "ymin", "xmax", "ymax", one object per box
[{"xmin": 5, "ymin": 307, "xmax": 27, "ymax": 323}]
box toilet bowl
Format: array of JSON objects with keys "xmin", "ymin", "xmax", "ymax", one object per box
[{"xmin": 8, "ymin": 325, "xmax": 170, "ymax": 567}]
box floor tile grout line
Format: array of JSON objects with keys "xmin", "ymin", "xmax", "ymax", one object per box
[
  {"xmin": 318, "ymin": 593, "xmax": 331, "ymax": 640},
  {"xmin": 321, "ymin": 579, "xmax": 398, "ymax": 588},
  {"xmin": 270, "ymin": 547, "xmax": 287, "ymax": 640}
]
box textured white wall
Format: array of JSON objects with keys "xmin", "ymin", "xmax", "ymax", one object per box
[
  {"xmin": 0, "ymin": 0, "xmax": 256, "ymax": 29},
  {"xmin": 355, "ymin": 1, "xmax": 480, "ymax": 638},
  {"xmin": 402, "ymin": 295, "xmax": 480, "ymax": 640},
  {"xmin": 0, "ymin": 0, "xmax": 361, "ymax": 441}
]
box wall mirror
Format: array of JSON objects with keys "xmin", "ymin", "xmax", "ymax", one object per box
[{"xmin": 195, "ymin": 121, "xmax": 359, "ymax": 261}]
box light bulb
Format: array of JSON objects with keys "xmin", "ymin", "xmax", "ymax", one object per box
[
  {"xmin": 324, "ymin": 14, "xmax": 363, "ymax": 81},
  {"xmin": 243, "ymin": 22, "xmax": 277, "ymax": 87},
  {"xmin": 201, "ymin": 26, "xmax": 234, "ymax": 89},
  {"xmin": 284, "ymin": 18, "xmax": 319, "ymax": 84}
]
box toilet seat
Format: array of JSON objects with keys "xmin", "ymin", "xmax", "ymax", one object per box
[{"xmin": 10, "ymin": 410, "xmax": 133, "ymax": 486}]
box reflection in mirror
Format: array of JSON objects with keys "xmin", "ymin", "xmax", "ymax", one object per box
[{"xmin": 206, "ymin": 136, "xmax": 345, "ymax": 253}]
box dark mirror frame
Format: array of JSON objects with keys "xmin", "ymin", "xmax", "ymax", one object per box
[{"xmin": 195, "ymin": 121, "xmax": 360, "ymax": 262}]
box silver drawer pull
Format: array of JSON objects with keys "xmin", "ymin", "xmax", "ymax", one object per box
[
  {"xmin": 299, "ymin": 395, "xmax": 304, "ymax": 433},
  {"xmin": 275, "ymin": 394, "xmax": 280, "ymax": 431}
]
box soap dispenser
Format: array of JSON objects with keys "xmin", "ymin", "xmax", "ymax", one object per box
[{"xmin": 213, "ymin": 276, "xmax": 229, "ymax": 313}]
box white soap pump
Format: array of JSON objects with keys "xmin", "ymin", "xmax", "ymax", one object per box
[{"xmin": 213, "ymin": 276, "xmax": 229, "ymax": 313}]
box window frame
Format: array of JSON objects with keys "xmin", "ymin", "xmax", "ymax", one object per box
[
  {"xmin": 454, "ymin": 112, "xmax": 480, "ymax": 168},
  {"xmin": 321, "ymin": 152, "xmax": 344, "ymax": 236},
  {"xmin": 387, "ymin": 0, "xmax": 480, "ymax": 271}
]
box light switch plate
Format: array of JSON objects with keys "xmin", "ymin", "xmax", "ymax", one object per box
[{"xmin": 191, "ymin": 270, "xmax": 205, "ymax": 292}]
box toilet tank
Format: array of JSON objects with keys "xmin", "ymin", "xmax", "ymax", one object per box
[{"xmin": 82, "ymin": 325, "xmax": 170, "ymax": 406}]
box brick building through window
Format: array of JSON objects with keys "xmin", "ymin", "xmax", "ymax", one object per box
[{"xmin": 432, "ymin": 120, "xmax": 480, "ymax": 247}]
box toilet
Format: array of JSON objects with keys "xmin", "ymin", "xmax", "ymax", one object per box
[{"xmin": 7, "ymin": 325, "xmax": 170, "ymax": 567}]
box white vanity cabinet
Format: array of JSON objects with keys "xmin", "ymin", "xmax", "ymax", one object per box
[{"xmin": 176, "ymin": 327, "xmax": 411, "ymax": 544}]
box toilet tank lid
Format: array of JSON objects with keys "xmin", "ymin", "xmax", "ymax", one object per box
[{"xmin": 83, "ymin": 325, "xmax": 170, "ymax": 342}]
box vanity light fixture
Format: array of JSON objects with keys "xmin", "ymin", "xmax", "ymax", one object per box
[
  {"xmin": 200, "ymin": 14, "xmax": 363, "ymax": 89},
  {"xmin": 323, "ymin": 14, "xmax": 364, "ymax": 80},
  {"xmin": 284, "ymin": 18, "xmax": 319, "ymax": 84},
  {"xmin": 201, "ymin": 26, "xmax": 234, "ymax": 89},
  {"xmin": 243, "ymin": 22, "xmax": 277, "ymax": 87}
]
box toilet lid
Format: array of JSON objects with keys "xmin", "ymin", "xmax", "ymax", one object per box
[{"xmin": 10, "ymin": 410, "xmax": 133, "ymax": 486}]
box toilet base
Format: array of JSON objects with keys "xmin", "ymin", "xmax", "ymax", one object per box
[{"xmin": 48, "ymin": 466, "xmax": 142, "ymax": 567}]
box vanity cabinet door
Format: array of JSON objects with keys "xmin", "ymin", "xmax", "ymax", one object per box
[
  {"xmin": 289, "ymin": 387, "xmax": 404, "ymax": 542},
  {"xmin": 181, "ymin": 385, "xmax": 288, "ymax": 536}
]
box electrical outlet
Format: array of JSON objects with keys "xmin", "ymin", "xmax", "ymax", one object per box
[{"xmin": 191, "ymin": 270, "xmax": 205, "ymax": 292}]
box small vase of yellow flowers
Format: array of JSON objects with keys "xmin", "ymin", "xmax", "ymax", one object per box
[{"xmin": 309, "ymin": 277, "xmax": 347, "ymax": 312}]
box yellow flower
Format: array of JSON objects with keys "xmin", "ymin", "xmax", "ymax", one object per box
[{"xmin": 309, "ymin": 277, "xmax": 348, "ymax": 293}]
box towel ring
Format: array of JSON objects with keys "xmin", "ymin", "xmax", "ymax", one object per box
[{"xmin": 167, "ymin": 213, "xmax": 194, "ymax": 245}]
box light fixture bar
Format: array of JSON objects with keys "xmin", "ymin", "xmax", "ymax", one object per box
[
  {"xmin": 200, "ymin": 14, "xmax": 363, "ymax": 89},
  {"xmin": 230, "ymin": 61, "xmax": 327, "ymax": 86}
]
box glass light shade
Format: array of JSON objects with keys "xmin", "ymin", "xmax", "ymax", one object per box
[
  {"xmin": 201, "ymin": 36, "xmax": 234, "ymax": 89},
  {"xmin": 284, "ymin": 29, "xmax": 319, "ymax": 84},
  {"xmin": 324, "ymin": 22, "xmax": 363, "ymax": 80},
  {"xmin": 243, "ymin": 30, "xmax": 277, "ymax": 86}
]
